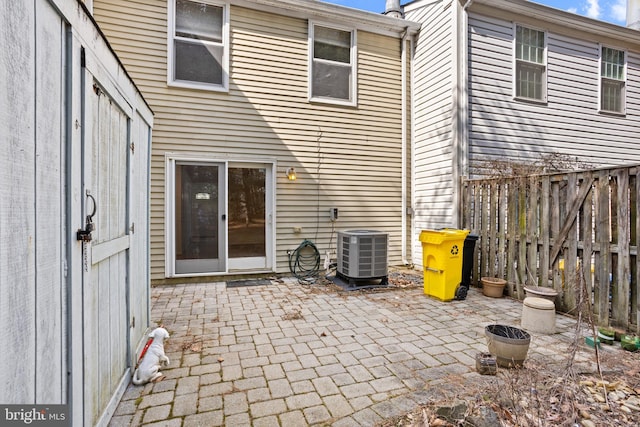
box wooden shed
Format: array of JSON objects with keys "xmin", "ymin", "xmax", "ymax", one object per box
[{"xmin": 0, "ymin": 0, "xmax": 153, "ymax": 425}]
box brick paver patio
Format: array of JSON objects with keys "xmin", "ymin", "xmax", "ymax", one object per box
[{"xmin": 108, "ymin": 276, "xmax": 595, "ymax": 426}]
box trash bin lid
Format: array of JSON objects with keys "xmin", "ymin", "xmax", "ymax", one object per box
[{"xmin": 419, "ymin": 229, "xmax": 470, "ymax": 244}]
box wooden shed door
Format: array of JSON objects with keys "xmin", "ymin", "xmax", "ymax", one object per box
[{"xmin": 80, "ymin": 75, "xmax": 132, "ymax": 426}]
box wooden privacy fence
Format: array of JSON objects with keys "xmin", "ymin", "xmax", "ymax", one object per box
[{"xmin": 460, "ymin": 164, "xmax": 640, "ymax": 333}]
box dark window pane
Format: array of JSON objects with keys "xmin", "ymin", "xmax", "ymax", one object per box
[
  {"xmin": 228, "ymin": 168, "xmax": 266, "ymax": 258},
  {"xmin": 176, "ymin": 164, "xmax": 219, "ymax": 260},
  {"xmin": 516, "ymin": 61, "xmax": 544, "ymax": 100},
  {"xmin": 601, "ymin": 79, "xmax": 623, "ymax": 112},
  {"xmin": 312, "ymin": 61, "xmax": 351, "ymax": 100},
  {"xmin": 313, "ymin": 26, "xmax": 351, "ymax": 64},
  {"xmin": 175, "ymin": 40, "xmax": 223, "ymax": 85},
  {"xmin": 314, "ymin": 41, "xmax": 351, "ymax": 63}
]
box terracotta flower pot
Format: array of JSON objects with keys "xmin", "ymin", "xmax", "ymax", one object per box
[{"xmin": 481, "ymin": 277, "xmax": 506, "ymax": 298}]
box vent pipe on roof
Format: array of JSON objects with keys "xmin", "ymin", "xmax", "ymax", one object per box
[
  {"xmin": 384, "ymin": 0, "xmax": 402, "ymax": 18},
  {"xmin": 628, "ymin": 0, "xmax": 640, "ymax": 29}
]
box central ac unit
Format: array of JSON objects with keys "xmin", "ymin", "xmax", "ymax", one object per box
[{"xmin": 337, "ymin": 230, "xmax": 388, "ymax": 280}]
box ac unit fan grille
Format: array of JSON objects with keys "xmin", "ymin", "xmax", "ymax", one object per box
[{"xmin": 337, "ymin": 230, "xmax": 388, "ymax": 279}]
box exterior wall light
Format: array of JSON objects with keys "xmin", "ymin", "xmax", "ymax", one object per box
[{"xmin": 286, "ymin": 167, "xmax": 297, "ymax": 181}]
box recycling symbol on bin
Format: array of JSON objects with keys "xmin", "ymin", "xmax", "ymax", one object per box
[{"xmin": 451, "ymin": 245, "xmax": 459, "ymax": 255}]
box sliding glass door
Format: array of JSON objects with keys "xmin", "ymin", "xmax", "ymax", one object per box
[
  {"xmin": 174, "ymin": 162, "xmax": 225, "ymax": 274},
  {"xmin": 168, "ymin": 159, "xmax": 272, "ymax": 276}
]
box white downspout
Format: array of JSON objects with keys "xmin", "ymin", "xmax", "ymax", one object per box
[
  {"xmin": 409, "ymin": 33, "xmax": 416, "ymax": 267},
  {"xmin": 451, "ymin": 0, "xmax": 472, "ymax": 228},
  {"xmin": 400, "ymin": 28, "xmax": 413, "ymax": 265},
  {"xmin": 461, "ymin": 0, "xmax": 471, "ymax": 179},
  {"xmin": 401, "ymin": 29, "xmax": 409, "ymax": 265}
]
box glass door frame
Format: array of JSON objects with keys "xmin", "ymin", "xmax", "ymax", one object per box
[{"xmin": 165, "ymin": 155, "xmax": 275, "ymax": 277}]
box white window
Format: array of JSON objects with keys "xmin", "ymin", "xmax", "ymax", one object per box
[
  {"xmin": 310, "ymin": 23, "xmax": 356, "ymax": 105},
  {"xmin": 168, "ymin": 0, "xmax": 229, "ymax": 91},
  {"xmin": 600, "ymin": 46, "xmax": 626, "ymax": 114},
  {"xmin": 514, "ymin": 25, "xmax": 546, "ymax": 102}
]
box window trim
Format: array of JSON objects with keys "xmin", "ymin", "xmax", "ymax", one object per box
[
  {"xmin": 308, "ymin": 21, "xmax": 358, "ymax": 107},
  {"xmin": 598, "ymin": 44, "xmax": 626, "ymax": 116},
  {"xmin": 167, "ymin": 0, "xmax": 230, "ymax": 92},
  {"xmin": 513, "ymin": 23, "xmax": 548, "ymax": 104}
]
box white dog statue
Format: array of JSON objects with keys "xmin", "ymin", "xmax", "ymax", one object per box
[{"xmin": 132, "ymin": 327, "xmax": 170, "ymax": 385}]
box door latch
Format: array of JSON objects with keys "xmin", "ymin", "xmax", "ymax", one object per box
[{"xmin": 77, "ymin": 193, "xmax": 97, "ymax": 242}]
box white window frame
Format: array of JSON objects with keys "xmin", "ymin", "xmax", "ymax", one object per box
[
  {"xmin": 167, "ymin": 0, "xmax": 230, "ymax": 92},
  {"xmin": 308, "ymin": 21, "xmax": 357, "ymax": 107},
  {"xmin": 513, "ymin": 23, "xmax": 547, "ymax": 103},
  {"xmin": 598, "ymin": 45, "xmax": 626, "ymax": 115}
]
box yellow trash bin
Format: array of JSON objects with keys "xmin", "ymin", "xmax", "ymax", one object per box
[{"xmin": 419, "ymin": 229, "xmax": 470, "ymax": 301}]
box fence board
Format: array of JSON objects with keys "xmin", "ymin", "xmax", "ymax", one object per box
[
  {"xmin": 481, "ymin": 184, "xmax": 489, "ymax": 278},
  {"xmin": 540, "ymin": 176, "xmax": 550, "ymax": 288},
  {"xmin": 506, "ymin": 182, "xmax": 517, "ymax": 293},
  {"xmin": 581, "ymin": 171, "xmax": 594, "ymax": 300},
  {"xmin": 564, "ymin": 173, "xmax": 578, "ymax": 312},
  {"xmin": 615, "ymin": 169, "xmax": 630, "ymax": 329},
  {"xmin": 551, "ymin": 180, "xmax": 562, "ymax": 293},
  {"xmin": 517, "ymin": 182, "xmax": 527, "ymax": 298},
  {"xmin": 636, "ymin": 169, "xmax": 640, "ymax": 330},
  {"xmin": 595, "ymin": 169, "xmax": 611, "ymax": 325},
  {"xmin": 489, "ymin": 182, "xmax": 498, "ymax": 278},
  {"xmin": 527, "ymin": 177, "xmax": 539, "ymax": 289},
  {"xmin": 473, "ymin": 185, "xmax": 482, "ymax": 285},
  {"xmin": 497, "ymin": 182, "xmax": 507, "ymax": 281}
]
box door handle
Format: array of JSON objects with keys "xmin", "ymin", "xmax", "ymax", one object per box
[{"xmin": 77, "ymin": 193, "xmax": 96, "ymax": 241}]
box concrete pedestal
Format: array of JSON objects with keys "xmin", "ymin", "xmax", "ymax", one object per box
[{"xmin": 521, "ymin": 297, "xmax": 555, "ymax": 334}]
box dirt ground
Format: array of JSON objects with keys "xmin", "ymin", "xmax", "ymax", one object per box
[
  {"xmin": 374, "ymin": 347, "xmax": 640, "ymax": 427},
  {"xmin": 374, "ymin": 269, "xmax": 640, "ymax": 427}
]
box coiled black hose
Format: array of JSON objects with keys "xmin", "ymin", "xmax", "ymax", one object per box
[{"xmin": 288, "ymin": 239, "xmax": 321, "ymax": 285}]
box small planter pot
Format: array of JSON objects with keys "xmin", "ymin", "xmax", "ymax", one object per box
[
  {"xmin": 523, "ymin": 286, "xmax": 558, "ymax": 302},
  {"xmin": 598, "ymin": 327, "xmax": 615, "ymax": 345},
  {"xmin": 485, "ymin": 324, "xmax": 531, "ymax": 368},
  {"xmin": 621, "ymin": 335, "xmax": 639, "ymax": 352},
  {"xmin": 481, "ymin": 277, "xmax": 506, "ymax": 298}
]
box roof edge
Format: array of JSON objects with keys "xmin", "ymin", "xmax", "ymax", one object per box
[
  {"xmin": 470, "ymin": 0, "xmax": 640, "ymax": 44},
  {"xmin": 230, "ymin": 0, "xmax": 422, "ymax": 36}
]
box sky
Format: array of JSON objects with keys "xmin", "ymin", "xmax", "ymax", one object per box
[{"xmin": 321, "ymin": 0, "xmax": 629, "ymax": 26}]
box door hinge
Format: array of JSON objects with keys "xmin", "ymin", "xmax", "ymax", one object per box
[
  {"xmin": 130, "ymin": 142, "xmax": 135, "ymax": 154},
  {"xmin": 131, "ymin": 316, "xmax": 135, "ymax": 328},
  {"xmin": 130, "ymin": 222, "xmax": 135, "ymax": 234}
]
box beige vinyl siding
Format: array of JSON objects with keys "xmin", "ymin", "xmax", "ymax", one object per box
[
  {"xmin": 406, "ymin": 1, "xmax": 455, "ymax": 267},
  {"xmin": 94, "ymin": 1, "xmax": 408, "ymax": 279},
  {"xmin": 468, "ymin": 12, "xmax": 640, "ymax": 171}
]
